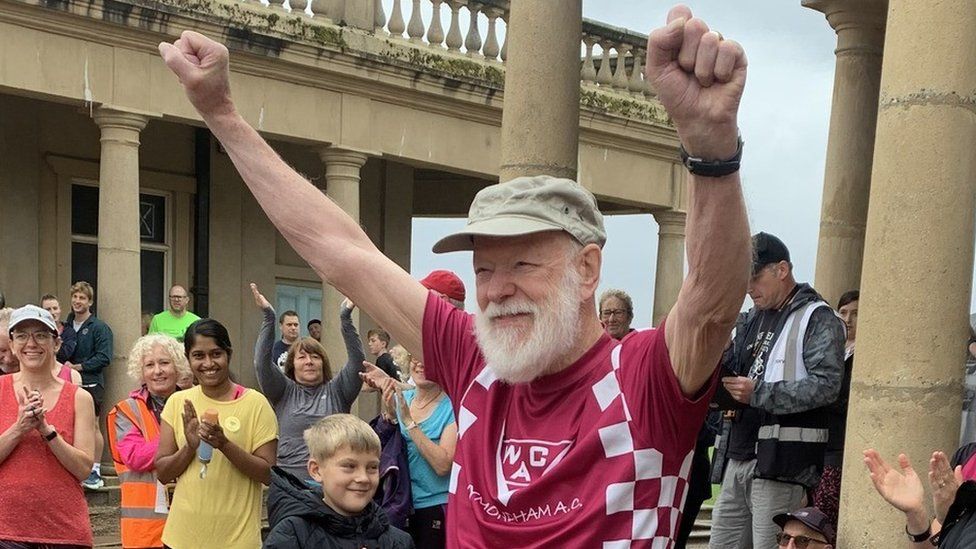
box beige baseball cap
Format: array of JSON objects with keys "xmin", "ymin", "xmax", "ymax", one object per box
[{"xmin": 432, "ymin": 175, "xmax": 607, "ymax": 253}]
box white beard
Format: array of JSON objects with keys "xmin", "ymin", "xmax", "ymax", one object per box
[{"xmin": 473, "ymin": 267, "xmax": 583, "ymax": 384}]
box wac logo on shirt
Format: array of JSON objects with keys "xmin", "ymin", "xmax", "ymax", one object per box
[{"xmin": 499, "ymin": 438, "xmax": 573, "ymax": 489}]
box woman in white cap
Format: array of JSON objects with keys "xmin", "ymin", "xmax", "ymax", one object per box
[{"xmin": 0, "ymin": 304, "xmax": 97, "ymax": 547}]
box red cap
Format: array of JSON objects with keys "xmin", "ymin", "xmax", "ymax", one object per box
[{"xmin": 420, "ymin": 270, "xmax": 466, "ymax": 302}]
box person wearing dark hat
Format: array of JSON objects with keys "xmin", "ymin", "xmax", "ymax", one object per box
[
  {"xmin": 708, "ymin": 232, "xmax": 845, "ymax": 549},
  {"xmin": 158, "ymin": 6, "xmax": 753, "ymax": 545},
  {"xmin": 306, "ymin": 318, "xmax": 322, "ymax": 341},
  {"xmin": 773, "ymin": 507, "xmax": 835, "ymax": 548}
]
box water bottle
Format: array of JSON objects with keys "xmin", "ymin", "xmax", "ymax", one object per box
[{"xmin": 198, "ymin": 409, "xmax": 219, "ymax": 479}]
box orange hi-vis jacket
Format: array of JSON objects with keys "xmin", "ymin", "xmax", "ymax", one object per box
[{"xmin": 107, "ymin": 391, "xmax": 168, "ymax": 548}]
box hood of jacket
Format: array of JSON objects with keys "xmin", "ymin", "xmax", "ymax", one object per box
[{"xmin": 267, "ymin": 466, "xmax": 391, "ymax": 539}]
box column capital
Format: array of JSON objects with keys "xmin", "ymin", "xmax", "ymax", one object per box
[
  {"xmin": 803, "ymin": 0, "xmax": 887, "ymax": 56},
  {"xmin": 652, "ymin": 210, "xmax": 686, "ymax": 236},
  {"xmin": 318, "ymin": 146, "xmax": 372, "ymax": 168},
  {"xmin": 92, "ymin": 106, "xmax": 156, "ymax": 131}
]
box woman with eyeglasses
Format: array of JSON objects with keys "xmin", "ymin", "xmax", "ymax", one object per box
[
  {"xmin": 0, "ymin": 305, "xmax": 97, "ymax": 547},
  {"xmin": 598, "ymin": 289, "xmax": 635, "ymax": 340}
]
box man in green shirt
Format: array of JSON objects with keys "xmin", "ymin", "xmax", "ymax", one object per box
[{"xmin": 148, "ymin": 285, "xmax": 200, "ymax": 342}]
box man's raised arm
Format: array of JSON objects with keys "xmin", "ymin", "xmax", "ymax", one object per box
[
  {"xmin": 158, "ymin": 31, "xmax": 427, "ymax": 357},
  {"xmin": 647, "ymin": 6, "xmax": 751, "ymax": 396}
]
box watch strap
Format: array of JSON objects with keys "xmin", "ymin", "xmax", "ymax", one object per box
[
  {"xmin": 905, "ymin": 523, "xmax": 932, "ymax": 542},
  {"xmin": 679, "ymin": 137, "xmax": 744, "ymax": 177},
  {"xmin": 44, "ymin": 429, "xmax": 58, "ymax": 442}
]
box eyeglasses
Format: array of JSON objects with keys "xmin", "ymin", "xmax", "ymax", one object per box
[
  {"xmin": 169, "ymin": 295, "xmax": 188, "ymax": 300},
  {"xmin": 12, "ymin": 331, "xmax": 54, "ymax": 345},
  {"xmin": 600, "ymin": 309, "xmax": 629, "ymax": 319},
  {"xmin": 776, "ymin": 532, "xmax": 829, "ymax": 548}
]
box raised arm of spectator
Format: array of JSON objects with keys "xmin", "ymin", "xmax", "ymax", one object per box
[
  {"xmin": 751, "ymin": 307, "xmax": 845, "ymax": 414},
  {"xmin": 647, "ymin": 6, "xmax": 751, "ymax": 396},
  {"xmin": 159, "ymin": 33, "xmax": 427, "ymax": 361},
  {"xmin": 332, "ymin": 299, "xmax": 368, "ymax": 407},
  {"xmin": 81, "ymin": 323, "xmax": 113, "ymax": 374},
  {"xmin": 251, "ymin": 283, "xmax": 288, "ymax": 403}
]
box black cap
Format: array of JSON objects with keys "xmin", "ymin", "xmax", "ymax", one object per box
[
  {"xmin": 773, "ymin": 507, "xmax": 835, "ymax": 544},
  {"xmin": 307, "ymin": 319, "xmax": 321, "ymax": 329},
  {"xmin": 752, "ymin": 232, "xmax": 791, "ymax": 274}
]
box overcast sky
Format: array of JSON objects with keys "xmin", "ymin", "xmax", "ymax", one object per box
[{"xmin": 405, "ymin": 1, "xmax": 976, "ymax": 323}]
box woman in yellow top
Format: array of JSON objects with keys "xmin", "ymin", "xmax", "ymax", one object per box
[{"xmin": 154, "ymin": 318, "xmax": 278, "ymax": 549}]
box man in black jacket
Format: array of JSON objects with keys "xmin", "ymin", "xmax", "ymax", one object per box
[
  {"xmin": 708, "ymin": 233, "xmax": 845, "ymax": 549},
  {"xmin": 60, "ymin": 280, "xmax": 113, "ymax": 490}
]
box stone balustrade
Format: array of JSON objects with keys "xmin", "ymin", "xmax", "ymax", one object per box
[
  {"xmin": 226, "ymin": 0, "xmax": 653, "ymax": 99},
  {"xmin": 379, "ymin": 0, "xmax": 510, "ymax": 60},
  {"xmin": 581, "ymin": 18, "xmax": 654, "ymax": 98}
]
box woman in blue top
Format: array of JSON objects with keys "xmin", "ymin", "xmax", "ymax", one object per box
[{"xmin": 384, "ymin": 352, "xmax": 457, "ymax": 549}]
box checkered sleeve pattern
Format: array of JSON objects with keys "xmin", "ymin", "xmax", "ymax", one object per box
[{"xmin": 599, "ymin": 341, "xmax": 696, "ymax": 549}]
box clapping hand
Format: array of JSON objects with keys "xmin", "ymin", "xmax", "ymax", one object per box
[
  {"xmin": 198, "ymin": 416, "xmax": 228, "ymax": 451},
  {"xmin": 14, "ymin": 387, "xmax": 44, "ymax": 435},
  {"xmin": 864, "ymin": 450, "xmax": 925, "ymax": 514},
  {"xmin": 930, "ymin": 451, "xmax": 964, "ymax": 522},
  {"xmin": 182, "ymin": 400, "xmax": 201, "ymax": 450},
  {"xmin": 382, "ymin": 379, "xmax": 412, "ymax": 425}
]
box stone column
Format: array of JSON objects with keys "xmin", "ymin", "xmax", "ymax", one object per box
[
  {"xmin": 499, "ymin": 0, "xmax": 582, "ymax": 182},
  {"xmin": 318, "ymin": 146, "xmax": 369, "ymax": 419},
  {"xmin": 804, "ymin": 0, "xmax": 886, "ymax": 306},
  {"xmin": 652, "ymin": 210, "xmax": 686, "ymax": 326},
  {"xmin": 93, "ymin": 107, "xmax": 149, "ymax": 463},
  {"xmin": 837, "ymin": 1, "xmax": 976, "ymax": 545}
]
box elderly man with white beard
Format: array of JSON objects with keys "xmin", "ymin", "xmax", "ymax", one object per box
[{"xmin": 157, "ymin": 4, "xmax": 750, "ymax": 545}]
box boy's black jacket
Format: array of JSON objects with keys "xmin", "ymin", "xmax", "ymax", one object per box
[{"xmin": 264, "ymin": 466, "xmax": 414, "ymax": 549}]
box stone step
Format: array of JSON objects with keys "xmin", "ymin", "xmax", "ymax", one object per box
[
  {"xmin": 85, "ymin": 484, "xmax": 121, "ymax": 507},
  {"xmin": 89, "ymin": 504, "xmax": 120, "ymax": 538},
  {"xmin": 93, "ymin": 536, "xmax": 122, "ymax": 549}
]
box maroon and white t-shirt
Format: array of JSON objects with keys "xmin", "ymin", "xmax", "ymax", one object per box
[{"xmin": 422, "ymin": 293, "xmax": 715, "ymax": 548}]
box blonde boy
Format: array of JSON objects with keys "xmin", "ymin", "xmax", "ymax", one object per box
[{"xmin": 263, "ymin": 414, "xmax": 413, "ymax": 549}]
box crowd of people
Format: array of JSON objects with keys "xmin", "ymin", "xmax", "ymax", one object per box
[{"xmin": 4, "ymin": 4, "xmax": 976, "ymax": 549}]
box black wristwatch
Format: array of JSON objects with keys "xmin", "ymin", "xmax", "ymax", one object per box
[
  {"xmin": 44, "ymin": 429, "xmax": 58, "ymax": 442},
  {"xmin": 905, "ymin": 523, "xmax": 932, "ymax": 543},
  {"xmin": 679, "ymin": 137, "xmax": 744, "ymax": 177}
]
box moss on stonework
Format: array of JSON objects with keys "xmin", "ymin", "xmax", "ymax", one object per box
[
  {"xmin": 307, "ymin": 25, "xmax": 346, "ymax": 49},
  {"xmin": 580, "ymin": 88, "xmax": 672, "ymax": 125},
  {"xmin": 158, "ymin": 0, "xmax": 346, "ymax": 48},
  {"xmin": 379, "ymin": 44, "xmax": 505, "ymax": 88}
]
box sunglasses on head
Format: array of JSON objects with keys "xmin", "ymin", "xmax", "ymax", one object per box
[{"xmin": 776, "ymin": 532, "xmax": 829, "ymax": 548}]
